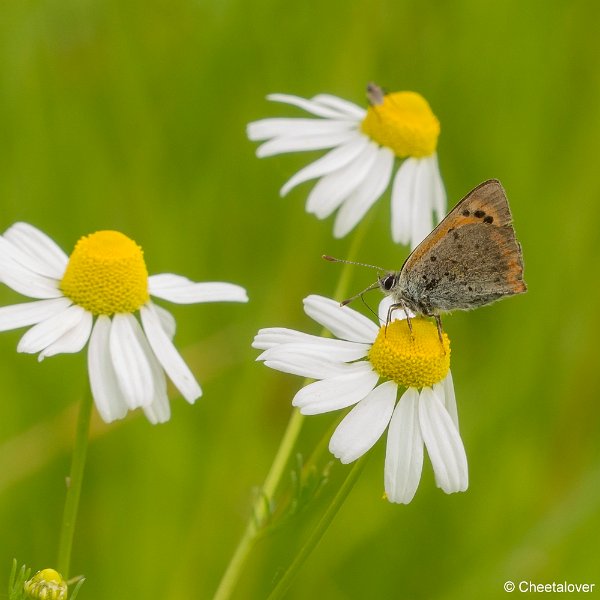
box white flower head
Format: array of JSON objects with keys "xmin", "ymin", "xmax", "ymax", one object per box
[
  {"xmin": 247, "ymin": 84, "xmax": 446, "ymax": 249},
  {"xmin": 253, "ymin": 295, "xmax": 467, "ymax": 504},
  {"xmin": 0, "ymin": 223, "xmax": 248, "ymax": 424}
]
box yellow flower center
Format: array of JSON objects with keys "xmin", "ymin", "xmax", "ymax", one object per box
[
  {"xmin": 60, "ymin": 231, "xmax": 149, "ymax": 315},
  {"xmin": 361, "ymin": 91, "xmax": 440, "ymax": 158},
  {"xmin": 368, "ymin": 319, "xmax": 450, "ymax": 388},
  {"xmin": 24, "ymin": 568, "xmax": 67, "ymax": 600}
]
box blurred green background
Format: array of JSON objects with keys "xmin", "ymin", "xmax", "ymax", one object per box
[{"xmin": 1, "ymin": 0, "xmax": 599, "ymax": 598}]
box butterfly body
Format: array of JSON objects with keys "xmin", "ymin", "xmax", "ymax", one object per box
[{"xmin": 379, "ymin": 179, "xmax": 526, "ymax": 318}]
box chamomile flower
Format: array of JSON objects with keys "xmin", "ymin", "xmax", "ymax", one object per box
[
  {"xmin": 247, "ymin": 84, "xmax": 446, "ymax": 248},
  {"xmin": 0, "ymin": 223, "xmax": 248, "ymax": 424},
  {"xmin": 253, "ymin": 295, "xmax": 467, "ymax": 504}
]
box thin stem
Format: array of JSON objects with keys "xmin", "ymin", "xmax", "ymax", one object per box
[
  {"xmin": 57, "ymin": 388, "xmax": 93, "ymax": 580},
  {"xmin": 212, "ymin": 217, "xmax": 373, "ymax": 600},
  {"xmin": 267, "ymin": 456, "xmax": 368, "ymax": 600}
]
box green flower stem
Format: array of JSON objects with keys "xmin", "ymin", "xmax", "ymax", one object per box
[
  {"xmin": 57, "ymin": 388, "xmax": 93, "ymax": 580},
  {"xmin": 267, "ymin": 456, "xmax": 368, "ymax": 600}
]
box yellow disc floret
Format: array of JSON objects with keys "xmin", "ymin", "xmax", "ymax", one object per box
[
  {"xmin": 361, "ymin": 91, "xmax": 440, "ymax": 158},
  {"xmin": 60, "ymin": 231, "xmax": 149, "ymax": 316},
  {"xmin": 368, "ymin": 319, "xmax": 450, "ymax": 388},
  {"xmin": 24, "ymin": 568, "xmax": 67, "ymax": 600}
]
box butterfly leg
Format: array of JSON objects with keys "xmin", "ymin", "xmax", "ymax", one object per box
[
  {"xmin": 386, "ymin": 302, "xmax": 412, "ymax": 337},
  {"xmin": 434, "ymin": 315, "xmax": 445, "ymax": 350}
]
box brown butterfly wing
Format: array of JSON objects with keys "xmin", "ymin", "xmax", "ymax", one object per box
[{"xmin": 398, "ymin": 179, "xmax": 526, "ymax": 313}]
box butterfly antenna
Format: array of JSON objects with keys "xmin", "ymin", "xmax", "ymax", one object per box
[
  {"xmin": 359, "ymin": 294, "xmax": 380, "ymax": 322},
  {"xmin": 340, "ymin": 282, "xmax": 380, "ymax": 306},
  {"xmin": 322, "ymin": 255, "xmax": 386, "ymax": 271}
]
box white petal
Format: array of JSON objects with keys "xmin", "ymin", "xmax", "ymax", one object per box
[
  {"xmin": 384, "ymin": 388, "xmax": 424, "ymax": 504},
  {"xmin": 153, "ymin": 303, "xmax": 176, "ymax": 340},
  {"xmin": 17, "ymin": 305, "xmax": 87, "ymax": 354},
  {"xmin": 0, "ymin": 298, "xmax": 72, "ymax": 332},
  {"xmin": 419, "ymin": 387, "xmax": 468, "ymax": 494},
  {"xmin": 333, "ymin": 147, "xmax": 394, "ymax": 238},
  {"xmin": 38, "ymin": 310, "xmax": 93, "ymax": 360},
  {"xmin": 263, "ymin": 348, "xmax": 352, "ymax": 380},
  {"xmin": 430, "ymin": 154, "xmax": 447, "ymax": 222},
  {"xmin": 247, "ymin": 118, "xmax": 356, "ymax": 141},
  {"xmin": 303, "ymin": 295, "xmax": 378, "ymax": 343},
  {"xmin": 0, "ymin": 253, "xmax": 62, "ymax": 299},
  {"xmin": 109, "ymin": 313, "xmax": 155, "ymax": 409},
  {"xmin": 256, "ymin": 131, "xmax": 356, "ymax": 158},
  {"xmin": 329, "ymin": 381, "xmax": 397, "ymax": 464},
  {"xmin": 252, "ymin": 327, "xmax": 315, "ymax": 350},
  {"xmin": 311, "ymin": 94, "xmax": 366, "ymax": 119},
  {"xmin": 377, "ymin": 296, "xmax": 415, "ymax": 326},
  {"xmin": 267, "ymin": 93, "xmax": 349, "ymax": 119},
  {"xmin": 0, "ymin": 236, "xmax": 61, "ymax": 280},
  {"xmin": 3, "ymin": 222, "xmax": 68, "ymax": 279},
  {"xmin": 141, "ymin": 340, "xmax": 171, "ymax": 425},
  {"xmin": 410, "ymin": 159, "xmax": 435, "ymax": 250},
  {"xmin": 140, "ymin": 303, "xmax": 202, "ymax": 403},
  {"xmin": 292, "ymin": 362, "xmax": 379, "ymax": 415},
  {"xmin": 440, "ymin": 370, "xmax": 459, "ymax": 430},
  {"xmin": 306, "ymin": 141, "xmax": 378, "ymax": 218},
  {"xmin": 280, "ymin": 136, "xmax": 369, "ymax": 197},
  {"xmin": 87, "ymin": 316, "xmax": 129, "ymax": 423},
  {"xmin": 257, "ymin": 339, "xmax": 369, "ymax": 363},
  {"xmin": 149, "ymin": 275, "xmax": 248, "ymax": 304},
  {"xmin": 391, "ymin": 158, "xmax": 418, "ymax": 245}
]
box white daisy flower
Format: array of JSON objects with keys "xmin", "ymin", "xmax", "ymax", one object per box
[
  {"xmin": 252, "ymin": 295, "xmax": 467, "ymax": 504},
  {"xmin": 0, "ymin": 223, "xmax": 248, "ymax": 424},
  {"xmin": 247, "ymin": 83, "xmax": 446, "ymax": 249}
]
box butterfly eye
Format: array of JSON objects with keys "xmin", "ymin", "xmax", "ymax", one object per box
[{"xmin": 382, "ymin": 274, "xmax": 396, "ymax": 291}]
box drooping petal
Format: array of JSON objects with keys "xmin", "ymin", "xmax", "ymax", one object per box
[
  {"xmin": 256, "ymin": 131, "xmax": 356, "ymax": 158},
  {"xmin": 3, "ymin": 222, "xmax": 69, "ymax": 279},
  {"xmin": 87, "ymin": 316, "xmax": 129, "ymax": 423},
  {"xmin": 292, "ymin": 362, "xmax": 379, "ymax": 415},
  {"xmin": 410, "ymin": 159, "xmax": 435, "ymax": 250},
  {"xmin": 430, "ymin": 154, "xmax": 447, "ymax": 223},
  {"xmin": 109, "ymin": 313, "xmax": 155, "ymax": 409},
  {"xmin": 38, "ymin": 310, "xmax": 93, "ymax": 360},
  {"xmin": 311, "ymin": 94, "xmax": 366, "ymax": 119},
  {"xmin": 391, "ymin": 158, "xmax": 418, "ymax": 245},
  {"xmin": 418, "ymin": 387, "xmax": 468, "ymax": 494},
  {"xmin": 149, "ymin": 275, "xmax": 248, "ymax": 304},
  {"xmin": 257, "ymin": 339, "xmax": 369, "ymax": 363},
  {"xmin": 0, "ymin": 298, "xmax": 72, "ymax": 332},
  {"xmin": 303, "ymin": 295, "xmax": 378, "ymax": 344},
  {"xmin": 140, "ymin": 335, "xmax": 171, "ymax": 425},
  {"xmin": 17, "ymin": 305, "xmax": 87, "ymax": 354},
  {"xmin": 329, "ymin": 381, "xmax": 397, "ymax": 464},
  {"xmin": 140, "ymin": 303, "xmax": 202, "ymax": 403},
  {"xmin": 267, "ymin": 93, "xmax": 350, "ymax": 119},
  {"xmin": 152, "ymin": 303, "xmax": 176, "ymax": 340},
  {"xmin": 247, "ymin": 117, "xmax": 356, "ymax": 141},
  {"xmin": 440, "ymin": 370, "xmax": 459, "ymax": 430},
  {"xmin": 333, "ymin": 146, "xmax": 394, "ymax": 238},
  {"xmin": 280, "ymin": 136, "xmax": 369, "ymax": 197},
  {"xmin": 306, "ymin": 141, "xmax": 378, "ymax": 218},
  {"xmin": 0, "ymin": 253, "xmax": 63, "ymax": 299},
  {"xmin": 384, "ymin": 388, "xmax": 424, "ymax": 504}
]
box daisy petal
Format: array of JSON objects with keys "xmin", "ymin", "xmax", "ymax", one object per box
[
  {"xmin": 149, "ymin": 274, "xmax": 248, "ymax": 304},
  {"xmin": 0, "ymin": 298, "xmax": 72, "ymax": 332},
  {"xmin": 0, "ymin": 253, "xmax": 63, "ymax": 299},
  {"xmin": 109, "ymin": 313, "xmax": 155, "ymax": 409},
  {"xmin": 262, "ymin": 347, "xmax": 352, "ymax": 379},
  {"xmin": 0, "ymin": 236, "xmax": 61, "ymax": 281},
  {"xmin": 247, "ymin": 118, "xmax": 356, "ymax": 141},
  {"xmin": 377, "ymin": 296, "xmax": 414, "ymax": 326},
  {"xmin": 303, "ymin": 295, "xmax": 378, "ymax": 343},
  {"xmin": 311, "ymin": 94, "xmax": 366, "ymax": 119},
  {"xmin": 333, "ymin": 146, "xmax": 394, "ymax": 238},
  {"xmin": 329, "ymin": 381, "xmax": 397, "ymax": 464},
  {"xmin": 140, "ymin": 303, "xmax": 202, "ymax": 403},
  {"xmin": 440, "ymin": 370, "xmax": 459, "ymax": 430},
  {"xmin": 430, "ymin": 154, "xmax": 446, "ymax": 222},
  {"xmin": 267, "ymin": 93, "xmax": 349, "ymax": 119},
  {"xmin": 256, "ymin": 130, "xmax": 356, "ymax": 158},
  {"xmin": 385, "ymin": 388, "xmax": 424, "ymax": 504},
  {"xmin": 292, "ymin": 362, "xmax": 379, "ymax": 415},
  {"xmin": 307, "ymin": 141, "xmax": 378, "ymax": 218},
  {"xmin": 280, "ymin": 136, "xmax": 369, "ymax": 197},
  {"xmin": 88, "ymin": 316, "xmax": 129, "ymax": 423},
  {"xmin": 410, "ymin": 159, "xmax": 435, "ymax": 249},
  {"xmin": 153, "ymin": 303, "xmax": 176, "ymax": 340},
  {"xmin": 391, "ymin": 158, "xmax": 418, "ymax": 245},
  {"xmin": 38, "ymin": 310, "xmax": 93, "ymax": 361},
  {"xmin": 419, "ymin": 387, "xmax": 468, "ymax": 494},
  {"xmin": 139, "ymin": 334, "xmax": 171, "ymax": 425},
  {"xmin": 257, "ymin": 339, "xmax": 369, "ymax": 363},
  {"xmin": 252, "ymin": 327, "xmax": 317, "ymax": 350},
  {"xmin": 3, "ymin": 222, "xmax": 68, "ymax": 279},
  {"xmin": 17, "ymin": 305, "xmax": 87, "ymax": 354}
]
